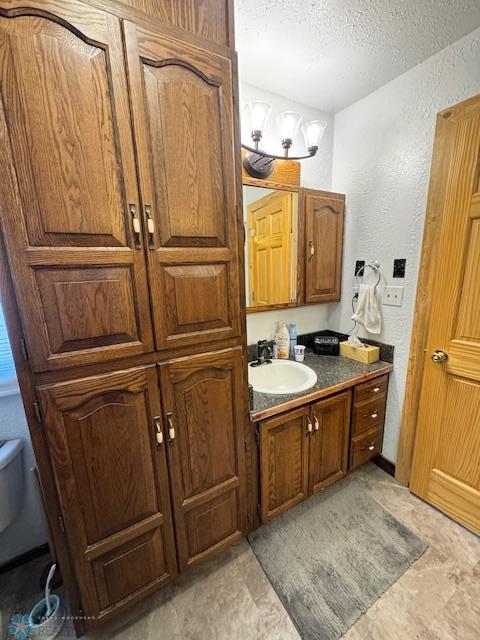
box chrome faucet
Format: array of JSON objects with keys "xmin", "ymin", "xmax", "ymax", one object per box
[{"xmin": 254, "ymin": 340, "xmax": 272, "ymax": 366}]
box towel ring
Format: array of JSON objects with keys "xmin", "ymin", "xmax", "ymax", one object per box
[{"xmin": 355, "ymin": 260, "xmax": 382, "ymax": 291}]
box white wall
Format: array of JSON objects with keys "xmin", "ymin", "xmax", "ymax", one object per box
[
  {"xmin": 240, "ymin": 82, "xmax": 335, "ymax": 344},
  {"xmin": 0, "ymin": 393, "xmax": 48, "ymax": 565},
  {"xmin": 330, "ymin": 28, "xmax": 480, "ymax": 462}
]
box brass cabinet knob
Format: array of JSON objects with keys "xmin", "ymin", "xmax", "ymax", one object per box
[{"xmin": 431, "ymin": 349, "xmax": 448, "ymax": 363}]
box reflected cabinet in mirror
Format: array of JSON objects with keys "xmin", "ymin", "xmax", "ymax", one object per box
[
  {"xmin": 243, "ymin": 181, "xmax": 345, "ymax": 313},
  {"xmin": 244, "ymin": 185, "xmax": 299, "ymax": 311}
]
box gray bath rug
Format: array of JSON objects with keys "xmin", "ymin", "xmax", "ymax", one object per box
[{"xmin": 248, "ymin": 475, "xmax": 427, "ymax": 640}]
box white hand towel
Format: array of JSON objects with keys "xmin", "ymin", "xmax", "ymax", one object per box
[{"xmin": 351, "ymin": 283, "xmax": 382, "ymax": 334}]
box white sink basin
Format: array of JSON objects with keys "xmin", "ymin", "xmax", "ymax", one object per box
[{"xmin": 248, "ymin": 359, "xmax": 317, "ymax": 395}]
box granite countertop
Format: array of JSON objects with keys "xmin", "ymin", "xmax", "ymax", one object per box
[{"xmin": 250, "ymin": 351, "xmax": 393, "ymax": 422}]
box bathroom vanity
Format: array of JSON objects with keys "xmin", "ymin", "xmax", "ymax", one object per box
[{"xmin": 246, "ymin": 353, "xmax": 393, "ymax": 527}]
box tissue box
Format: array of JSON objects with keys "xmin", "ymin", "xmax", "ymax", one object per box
[{"xmin": 340, "ymin": 341, "xmax": 380, "ymax": 364}]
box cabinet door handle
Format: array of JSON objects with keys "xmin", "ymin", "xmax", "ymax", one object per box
[
  {"xmin": 153, "ymin": 416, "xmax": 164, "ymax": 446},
  {"xmin": 371, "ymin": 413, "xmax": 378, "ymax": 419},
  {"xmin": 372, "ymin": 387, "xmax": 380, "ymax": 393},
  {"xmin": 306, "ymin": 418, "xmax": 313, "ymax": 434},
  {"xmin": 145, "ymin": 204, "xmax": 155, "ymax": 248},
  {"xmin": 166, "ymin": 412, "xmax": 175, "ymax": 442},
  {"xmin": 129, "ymin": 203, "xmax": 141, "ymax": 249},
  {"xmin": 361, "ymin": 442, "xmax": 376, "ymax": 451},
  {"xmin": 313, "ymin": 415, "xmax": 319, "ymax": 431},
  {"xmin": 308, "ymin": 240, "xmax": 315, "ymax": 260}
]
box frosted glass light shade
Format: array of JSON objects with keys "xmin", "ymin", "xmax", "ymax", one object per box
[
  {"xmin": 302, "ymin": 120, "xmax": 327, "ymax": 150},
  {"xmin": 247, "ymin": 101, "xmax": 272, "ymax": 132},
  {"xmin": 277, "ymin": 111, "xmax": 302, "ymax": 141}
]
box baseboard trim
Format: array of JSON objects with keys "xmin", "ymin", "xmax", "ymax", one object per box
[
  {"xmin": 0, "ymin": 543, "xmax": 50, "ymax": 574},
  {"xmin": 373, "ymin": 454, "xmax": 396, "ymax": 477}
]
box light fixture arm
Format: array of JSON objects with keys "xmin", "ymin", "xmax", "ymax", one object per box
[{"xmin": 241, "ymin": 142, "xmax": 318, "ymax": 162}]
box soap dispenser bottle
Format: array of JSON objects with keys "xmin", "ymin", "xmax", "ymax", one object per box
[{"xmin": 276, "ymin": 322, "xmax": 290, "ymax": 360}]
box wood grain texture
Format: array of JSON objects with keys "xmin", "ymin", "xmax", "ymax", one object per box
[
  {"xmin": 409, "ymin": 95, "xmax": 480, "ymax": 534},
  {"xmin": 309, "ymin": 391, "xmax": 351, "ymax": 493},
  {"xmin": 303, "ymin": 189, "xmax": 345, "ymax": 303},
  {"xmin": 159, "ymin": 347, "xmax": 246, "ymax": 569},
  {"xmin": 349, "ymin": 425, "xmax": 384, "ymax": 470},
  {"xmin": 259, "ymin": 406, "xmax": 310, "ymax": 522},
  {"xmin": 248, "ymin": 191, "xmax": 293, "ymax": 307},
  {"xmin": 39, "ymin": 365, "xmax": 177, "ymax": 620},
  {"xmin": 397, "ymin": 105, "xmax": 468, "ymax": 485},
  {"xmin": 0, "ymin": 2, "xmax": 153, "ymax": 372},
  {"xmin": 351, "ymin": 395, "xmax": 386, "ymax": 437},
  {"xmin": 242, "ymin": 175, "xmax": 300, "ymax": 192},
  {"xmin": 353, "ymin": 374, "xmax": 388, "ymax": 404},
  {"xmin": 241, "ymin": 150, "xmax": 300, "ymax": 186},
  {"xmin": 117, "ymin": 0, "xmax": 232, "ymax": 46},
  {"xmin": 124, "ymin": 20, "xmax": 240, "ymax": 350}
]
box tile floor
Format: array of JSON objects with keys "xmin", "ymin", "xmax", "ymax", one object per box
[{"xmin": 1, "ymin": 463, "xmax": 479, "ymax": 640}]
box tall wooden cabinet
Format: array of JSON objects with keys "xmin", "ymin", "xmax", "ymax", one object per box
[{"xmin": 0, "ymin": 0, "xmax": 245, "ymax": 633}]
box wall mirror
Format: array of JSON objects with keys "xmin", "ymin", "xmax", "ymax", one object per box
[{"xmin": 243, "ymin": 183, "xmax": 299, "ymax": 312}]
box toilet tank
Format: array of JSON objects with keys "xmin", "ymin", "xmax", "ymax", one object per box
[{"xmin": 0, "ymin": 438, "xmax": 24, "ymax": 532}]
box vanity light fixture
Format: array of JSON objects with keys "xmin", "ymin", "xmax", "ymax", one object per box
[{"xmin": 242, "ymin": 100, "xmax": 327, "ymax": 179}]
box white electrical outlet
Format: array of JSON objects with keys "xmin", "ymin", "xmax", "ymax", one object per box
[{"xmin": 383, "ymin": 285, "xmax": 404, "ymax": 306}]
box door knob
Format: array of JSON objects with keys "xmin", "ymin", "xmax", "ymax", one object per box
[{"xmin": 431, "ymin": 349, "xmax": 448, "ymax": 363}]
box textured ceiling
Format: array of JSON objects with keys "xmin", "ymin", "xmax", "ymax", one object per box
[{"xmin": 235, "ymin": 0, "xmax": 480, "ymax": 113}]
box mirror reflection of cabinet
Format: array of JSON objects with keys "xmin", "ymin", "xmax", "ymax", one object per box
[{"xmin": 243, "ymin": 180, "xmax": 345, "ymax": 313}]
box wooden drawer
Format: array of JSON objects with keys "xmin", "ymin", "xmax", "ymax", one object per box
[
  {"xmin": 350, "ymin": 426, "xmax": 383, "ymax": 470},
  {"xmin": 354, "ymin": 374, "xmax": 388, "ymax": 403},
  {"xmin": 352, "ymin": 396, "xmax": 386, "ymax": 436}
]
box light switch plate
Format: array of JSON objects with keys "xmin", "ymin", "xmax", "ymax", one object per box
[{"xmin": 383, "ymin": 286, "xmax": 404, "ymax": 306}]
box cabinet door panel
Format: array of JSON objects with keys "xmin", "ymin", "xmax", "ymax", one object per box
[
  {"xmin": 124, "ymin": 21, "xmax": 240, "ymax": 349},
  {"xmin": 309, "ymin": 391, "xmax": 351, "ymax": 493},
  {"xmin": 303, "ymin": 190, "xmax": 345, "ymax": 303},
  {"xmin": 0, "ymin": 2, "xmax": 153, "ymax": 371},
  {"xmin": 39, "ymin": 365, "xmax": 177, "ymax": 621},
  {"xmin": 259, "ymin": 407, "xmax": 310, "ymax": 522},
  {"xmin": 159, "ymin": 347, "xmax": 245, "ymax": 569}
]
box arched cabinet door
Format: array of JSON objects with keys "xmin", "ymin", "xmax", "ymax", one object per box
[
  {"xmin": 0, "ymin": 0, "xmax": 153, "ymax": 372},
  {"xmin": 38, "ymin": 365, "xmax": 177, "ymax": 623},
  {"xmin": 124, "ymin": 21, "xmax": 241, "ymax": 350},
  {"xmin": 158, "ymin": 347, "xmax": 246, "ymax": 569},
  {"xmin": 303, "ymin": 189, "xmax": 345, "ymax": 303}
]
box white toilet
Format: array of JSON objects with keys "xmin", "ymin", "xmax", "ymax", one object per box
[{"xmin": 0, "ymin": 438, "xmax": 24, "ymax": 532}]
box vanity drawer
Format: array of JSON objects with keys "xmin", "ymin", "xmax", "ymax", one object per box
[
  {"xmin": 350, "ymin": 426, "xmax": 383, "ymax": 470},
  {"xmin": 352, "ymin": 396, "xmax": 386, "ymax": 436},
  {"xmin": 354, "ymin": 374, "xmax": 388, "ymax": 403}
]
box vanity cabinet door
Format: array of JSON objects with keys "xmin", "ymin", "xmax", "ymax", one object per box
[
  {"xmin": 124, "ymin": 21, "xmax": 241, "ymax": 351},
  {"xmin": 303, "ymin": 189, "xmax": 345, "ymax": 303},
  {"xmin": 259, "ymin": 407, "xmax": 310, "ymax": 522},
  {"xmin": 38, "ymin": 365, "xmax": 177, "ymax": 623},
  {"xmin": 158, "ymin": 347, "xmax": 246, "ymax": 570},
  {"xmin": 309, "ymin": 391, "xmax": 351, "ymax": 493},
  {"xmin": 0, "ymin": 1, "xmax": 153, "ymax": 372}
]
